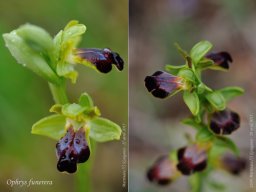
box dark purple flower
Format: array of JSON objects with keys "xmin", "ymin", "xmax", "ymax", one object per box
[
  {"xmin": 221, "ymin": 153, "xmax": 246, "ymax": 175},
  {"xmin": 209, "ymin": 109, "xmax": 240, "ymax": 135},
  {"xmin": 147, "ymin": 155, "xmax": 177, "ymax": 186},
  {"xmin": 75, "ymin": 48, "xmax": 124, "ymax": 73},
  {"xmin": 145, "ymin": 71, "xmax": 183, "ymax": 99},
  {"xmin": 205, "ymin": 52, "xmax": 232, "ymax": 69},
  {"xmin": 177, "ymin": 145, "xmax": 207, "ymax": 175},
  {"xmin": 56, "ymin": 127, "xmax": 90, "ymax": 173}
]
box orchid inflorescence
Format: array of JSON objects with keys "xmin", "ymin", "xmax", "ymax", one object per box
[
  {"xmin": 3, "ymin": 20, "xmax": 124, "ymax": 173},
  {"xmin": 144, "ymin": 41, "xmax": 246, "ymax": 190}
]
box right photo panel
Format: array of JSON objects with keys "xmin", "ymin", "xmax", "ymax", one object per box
[{"xmin": 129, "ymin": 1, "xmax": 256, "ymax": 192}]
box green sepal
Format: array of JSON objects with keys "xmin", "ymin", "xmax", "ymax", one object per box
[
  {"xmin": 87, "ymin": 117, "xmax": 122, "ymax": 142},
  {"xmin": 174, "ymin": 42, "xmax": 189, "ymax": 59},
  {"xmin": 16, "ymin": 23, "xmax": 54, "ymax": 68},
  {"xmin": 217, "ymin": 87, "xmax": 244, "ymax": 102},
  {"xmin": 196, "ymin": 58, "xmax": 214, "ymax": 70},
  {"xmin": 79, "ymin": 92, "xmax": 94, "ymax": 108},
  {"xmin": 213, "ymin": 136, "xmax": 239, "ymax": 156},
  {"xmin": 182, "ymin": 117, "xmax": 205, "ymax": 130},
  {"xmin": 205, "ymin": 91, "xmax": 226, "ymax": 111},
  {"xmin": 183, "ymin": 91, "xmax": 200, "ymax": 116},
  {"xmin": 31, "ymin": 114, "xmax": 66, "ymax": 140},
  {"xmin": 54, "ymin": 20, "xmax": 86, "ymax": 83},
  {"xmin": 178, "ymin": 68, "xmax": 195, "ymax": 83},
  {"xmin": 196, "ymin": 127, "xmax": 214, "ymax": 142},
  {"xmin": 197, "ymin": 83, "xmax": 212, "ymax": 94},
  {"xmin": 190, "ymin": 41, "xmax": 213, "ymax": 65},
  {"xmin": 49, "ymin": 104, "xmax": 63, "ymax": 113},
  {"xmin": 62, "ymin": 103, "xmax": 88, "ymax": 119},
  {"xmin": 165, "ymin": 64, "xmax": 186, "ymax": 75},
  {"xmin": 3, "ymin": 31, "xmax": 60, "ymax": 84},
  {"xmin": 56, "ymin": 62, "xmax": 78, "ymax": 84}
]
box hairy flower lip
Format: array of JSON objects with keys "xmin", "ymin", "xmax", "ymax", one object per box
[
  {"xmin": 56, "ymin": 126, "xmax": 90, "ymax": 173},
  {"xmin": 209, "ymin": 109, "xmax": 240, "ymax": 135},
  {"xmin": 177, "ymin": 145, "xmax": 207, "ymax": 175},
  {"xmin": 75, "ymin": 48, "xmax": 124, "ymax": 73},
  {"xmin": 147, "ymin": 155, "xmax": 177, "ymax": 186},
  {"xmin": 57, "ymin": 147, "xmax": 78, "ymax": 173},
  {"xmin": 145, "ymin": 71, "xmax": 183, "ymax": 99},
  {"xmin": 206, "ymin": 51, "xmax": 232, "ymax": 69}
]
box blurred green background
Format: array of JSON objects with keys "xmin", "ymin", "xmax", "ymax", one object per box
[
  {"xmin": 130, "ymin": 0, "xmax": 256, "ymax": 191},
  {"xmin": 0, "ymin": 0, "xmax": 127, "ymax": 192}
]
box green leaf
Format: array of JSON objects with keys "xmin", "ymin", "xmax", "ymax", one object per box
[
  {"xmin": 196, "ymin": 127, "xmax": 214, "ymax": 142},
  {"xmin": 205, "ymin": 91, "xmax": 226, "ymax": 111},
  {"xmin": 88, "ymin": 117, "xmax": 122, "ymax": 142},
  {"xmin": 217, "ymin": 87, "xmax": 244, "ymax": 102},
  {"xmin": 31, "ymin": 115, "xmax": 66, "ymax": 140},
  {"xmin": 183, "ymin": 91, "xmax": 200, "ymax": 115},
  {"xmin": 62, "ymin": 103, "xmax": 87, "ymax": 118},
  {"xmin": 190, "ymin": 41, "xmax": 213, "ymax": 64},
  {"xmin": 165, "ymin": 64, "xmax": 186, "ymax": 75},
  {"xmin": 79, "ymin": 92, "xmax": 94, "ymax": 108},
  {"xmin": 214, "ymin": 137, "xmax": 239, "ymax": 156}
]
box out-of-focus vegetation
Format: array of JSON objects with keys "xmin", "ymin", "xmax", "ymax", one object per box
[
  {"xmin": 0, "ymin": 0, "xmax": 127, "ymax": 192},
  {"xmin": 129, "ymin": 0, "xmax": 256, "ymax": 191}
]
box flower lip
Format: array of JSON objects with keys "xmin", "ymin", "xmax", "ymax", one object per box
[
  {"xmin": 57, "ymin": 148, "xmax": 78, "ymax": 173},
  {"xmin": 206, "ymin": 51, "xmax": 232, "ymax": 69},
  {"xmin": 145, "ymin": 71, "xmax": 183, "ymax": 99},
  {"xmin": 209, "ymin": 109, "xmax": 240, "ymax": 135},
  {"xmin": 56, "ymin": 126, "xmax": 90, "ymax": 173},
  {"xmin": 75, "ymin": 48, "xmax": 124, "ymax": 73},
  {"xmin": 177, "ymin": 145, "xmax": 207, "ymax": 175},
  {"xmin": 147, "ymin": 155, "xmax": 176, "ymax": 186},
  {"xmin": 221, "ymin": 153, "xmax": 246, "ymax": 175},
  {"xmin": 73, "ymin": 128, "xmax": 90, "ymax": 163}
]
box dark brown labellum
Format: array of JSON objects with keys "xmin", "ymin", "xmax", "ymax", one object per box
[
  {"xmin": 206, "ymin": 51, "xmax": 232, "ymax": 69},
  {"xmin": 76, "ymin": 48, "xmax": 124, "ymax": 73},
  {"xmin": 144, "ymin": 71, "xmax": 182, "ymax": 99},
  {"xmin": 209, "ymin": 109, "xmax": 240, "ymax": 135},
  {"xmin": 177, "ymin": 145, "xmax": 207, "ymax": 175},
  {"xmin": 221, "ymin": 153, "xmax": 246, "ymax": 175},
  {"xmin": 147, "ymin": 155, "xmax": 175, "ymax": 186},
  {"xmin": 56, "ymin": 127, "xmax": 90, "ymax": 173}
]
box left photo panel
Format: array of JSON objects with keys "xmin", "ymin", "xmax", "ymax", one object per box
[{"xmin": 0, "ymin": 1, "xmax": 128, "ymax": 192}]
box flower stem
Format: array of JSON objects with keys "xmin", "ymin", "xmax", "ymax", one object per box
[
  {"xmin": 75, "ymin": 140, "xmax": 97, "ymax": 192},
  {"xmin": 48, "ymin": 80, "xmax": 68, "ymax": 104}
]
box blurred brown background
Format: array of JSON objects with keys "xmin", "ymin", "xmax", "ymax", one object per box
[
  {"xmin": 0, "ymin": 0, "xmax": 127, "ymax": 192},
  {"xmin": 129, "ymin": 0, "xmax": 256, "ymax": 191}
]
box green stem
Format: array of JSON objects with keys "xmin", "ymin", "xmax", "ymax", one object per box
[
  {"xmin": 48, "ymin": 81, "xmax": 68, "ymax": 104},
  {"xmin": 75, "ymin": 140, "xmax": 97, "ymax": 192}
]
